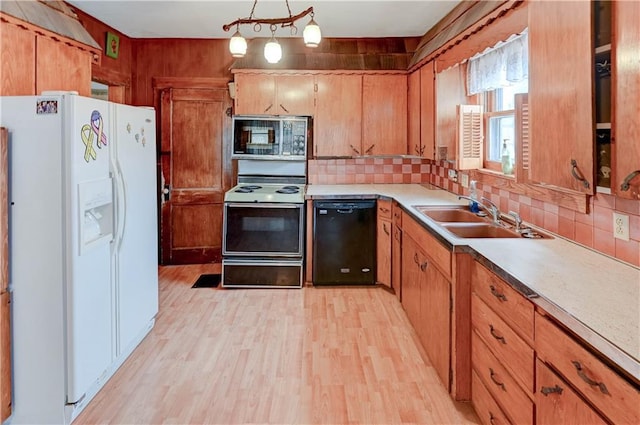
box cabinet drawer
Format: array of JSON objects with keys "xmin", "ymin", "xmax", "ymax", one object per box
[
  {"xmin": 377, "ymin": 199, "xmax": 392, "ymax": 219},
  {"xmin": 536, "ymin": 358, "xmax": 607, "ymax": 425},
  {"xmin": 472, "ymin": 294, "xmax": 534, "ymax": 392},
  {"xmin": 472, "ymin": 262, "xmax": 534, "ymax": 345},
  {"xmin": 535, "ymin": 313, "xmax": 640, "ymax": 425},
  {"xmin": 472, "ymin": 332, "xmax": 533, "ymax": 425},
  {"xmin": 402, "ymin": 215, "xmax": 451, "ymax": 278},
  {"xmin": 392, "ymin": 201, "xmax": 402, "ymax": 228},
  {"xmin": 472, "ymin": 370, "xmax": 512, "ymax": 425}
]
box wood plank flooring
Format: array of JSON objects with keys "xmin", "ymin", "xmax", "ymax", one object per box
[{"xmin": 75, "ymin": 265, "xmax": 480, "ymax": 424}]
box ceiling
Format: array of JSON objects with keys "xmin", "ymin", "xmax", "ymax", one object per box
[{"xmin": 65, "ymin": 0, "xmax": 461, "ymax": 39}]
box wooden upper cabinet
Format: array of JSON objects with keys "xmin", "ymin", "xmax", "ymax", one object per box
[
  {"xmin": 408, "ymin": 70, "xmax": 421, "ymax": 156},
  {"xmin": 234, "ymin": 74, "xmax": 314, "ymax": 116},
  {"xmin": 528, "ymin": 0, "xmax": 594, "ymax": 194},
  {"xmin": 234, "ymin": 74, "xmax": 276, "ymax": 115},
  {"xmin": 36, "ymin": 36, "xmax": 92, "ymax": 97},
  {"xmin": 613, "ymin": 0, "xmax": 640, "ymax": 199},
  {"xmin": 362, "ymin": 74, "xmax": 408, "ymax": 155},
  {"xmin": 275, "ymin": 75, "xmax": 315, "ymax": 115},
  {"xmin": 420, "ymin": 62, "xmax": 436, "ymax": 160},
  {"xmin": 314, "ymin": 74, "xmax": 362, "ymax": 157}
]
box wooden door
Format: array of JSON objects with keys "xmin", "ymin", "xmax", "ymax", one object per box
[
  {"xmin": 362, "ymin": 74, "xmax": 408, "ymax": 155},
  {"xmin": 408, "ymin": 70, "xmax": 421, "ymax": 155},
  {"xmin": 314, "ymin": 74, "xmax": 362, "ymax": 157},
  {"xmin": 613, "ymin": 0, "xmax": 640, "ymax": 199},
  {"xmin": 159, "ymin": 87, "xmax": 232, "ymax": 264},
  {"xmin": 376, "ymin": 217, "xmax": 392, "ymax": 288},
  {"xmin": 420, "ymin": 62, "xmax": 436, "ymax": 160},
  {"xmin": 391, "ymin": 224, "xmax": 402, "ymax": 300},
  {"xmin": 401, "ymin": 235, "xmax": 422, "ymax": 330},
  {"xmin": 420, "ymin": 256, "xmax": 451, "ymax": 391},
  {"xmin": 274, "ymin": 75, "xmax": 315, "ymax": 115},
  {"xmin": 234, "ymin": 74, "xmax": 276, "ymax": 115},
  {"xmin": 528, "ymin": 0, "xmax": 594, "ymax": 193}
]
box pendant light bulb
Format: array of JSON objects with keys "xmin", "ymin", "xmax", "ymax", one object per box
[
  {"xmin": 264, "ymin": 34, "xmax": 282, "ymax": 64},
  {"xmin": 229, "ymin": 29, "xmax": 247, "ymax": 58},
  {"xmin": 303, "ymin": 17, "xmax": 321, "ymax": 48}
]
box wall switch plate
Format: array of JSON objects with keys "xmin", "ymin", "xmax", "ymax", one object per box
[
  {"xmin": 460, "ymin": 174, "xmax": 469, "ymax": 188},
  {"xmin": 613, "ymin": 212, "xmax": 630, "ymax": 241}
]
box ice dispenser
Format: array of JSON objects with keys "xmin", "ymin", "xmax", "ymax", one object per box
[{"xmin": 78, "ymin": 178, "xmax": 113, "ymax": 254}]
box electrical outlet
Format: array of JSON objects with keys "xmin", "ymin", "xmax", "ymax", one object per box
[
  {"xmin": 460, "ymin": 173, "xmax": 469, "ymax": 188},
  {"xmin": 613, "ymin": 212, "xmax": 630, "ymax": 241},
  {"xmin": 447, "ymin": 169, "xmax": 458, "ymax": 182}
]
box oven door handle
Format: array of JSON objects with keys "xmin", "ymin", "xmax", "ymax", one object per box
[
  {"xmin": 225, "ymin": 202, "xmax": 301, "ymax": 209},
  {"xmin": 337, "ymin": 208, "xmax": 354, "ymax": 214}
]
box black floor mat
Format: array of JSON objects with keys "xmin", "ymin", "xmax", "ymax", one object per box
[{"xmin": 192, "ymin": 274, "xmax": 221, "ymax": 288}]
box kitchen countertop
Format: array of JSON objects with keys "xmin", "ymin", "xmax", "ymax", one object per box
[{"xmin": 306, "ymin": 183, "xmax": 640, "ymax": 382}]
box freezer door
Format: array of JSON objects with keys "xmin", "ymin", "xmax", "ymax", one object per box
[
  {"xmin": 111, "ymin": 104, "xmax": 158, "ymax": 357},
  {"xmin": 65, "ymin": 95, "xmax": 114, "ymax": 404}
]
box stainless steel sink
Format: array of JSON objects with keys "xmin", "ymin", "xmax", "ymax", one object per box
[
  {"xmin": 414, "ymin": 206, "xmax": 487, "ymax": 223},
  {"xmin": 440, "ymin": 223, "xmax": 521, "ymax": 238},
  {"xmin": 413, "ymin": 205, "xmax": 553, "ymax": 239}
]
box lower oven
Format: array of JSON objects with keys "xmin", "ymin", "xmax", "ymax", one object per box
[
  {"xmin": 223, "ymin": 202, "xmax": 304, "ymax": 257},
  {"xmin": 222, "ymin": 201, "xmax": 305, "ymax": 288}
]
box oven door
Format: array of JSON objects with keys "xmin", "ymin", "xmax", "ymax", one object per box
[{"xmin": 223, "ymin": 202, "xmax": 304, "ymax": 257}]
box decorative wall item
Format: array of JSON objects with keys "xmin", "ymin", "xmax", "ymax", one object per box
[{"xmin": 105, "ymin": 32, "xmax": 120, "ymax": 59}]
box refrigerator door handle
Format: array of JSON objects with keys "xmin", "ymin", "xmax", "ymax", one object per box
[{"xmin": 116, "ymin": 162, "xmax": 127, "ymax": 247}]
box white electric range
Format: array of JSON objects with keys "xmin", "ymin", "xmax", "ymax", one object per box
[{"xmin": 222, "ymin": 160, "xmax": 307, "ymax": 288}]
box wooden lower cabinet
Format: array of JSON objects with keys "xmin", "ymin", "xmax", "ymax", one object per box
[
  {"xmin": 471, "ymin": 261, "xmax": 534, "ymax": 425},
  {"xmin": 535, "ymin": 359, "xmax": 607, "ymax": 425},
  {"xmin": 472, "ymin": 371, "xmax": 511, "ymax": 425},
  {"xmin": 391, "ymin": 222, "xmax": 402, "ymax": 300},
  {"xmin": 535, "ymin": 312, "xmax": 640, "ymax": 425},
  {"xmin": 376, "ymin": 200, "xmax": 392, "ymax": 288},
  {"xmin": 401, "ymin": 222, "xmax": 451, "ymax": 390}
]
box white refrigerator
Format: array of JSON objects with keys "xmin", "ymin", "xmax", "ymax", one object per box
[{"xmin": 0, "ymin": 93, "xmax": 159, "ymax": 424}]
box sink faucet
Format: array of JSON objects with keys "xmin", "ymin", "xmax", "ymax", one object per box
[
  {"xmin": 457, "ymin": 195, "xmax": 502, "ymax": 224},
  {"xmin": 480, "ymin": 197, "xmax": 501, "ymax": 225}
]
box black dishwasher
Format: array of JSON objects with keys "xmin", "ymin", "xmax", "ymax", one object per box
[{"xmin": 313, "ymin": 200, "xmax": 376, "ymax": 285}]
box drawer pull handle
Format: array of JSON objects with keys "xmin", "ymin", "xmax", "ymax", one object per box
[
  {"xmin": 489, "ymin": 412, "xmax": 497, "ymax": 425},
  {"xmin": 489, "ymin": 368, "xmax": 506, "ymax": 391},
  {"xmin": 420, "ymin": 261, "xmax": 428, "ymax": 272},
  {"xmin": 490, "ymin": 285, "xmax": 507, "ymax": 302},
  {"xmin": 379, "ymin": 207, "xmax": 390, "ymax": 213},
  {"xmin": 571, "ymin": 360, "xmax": 610, "ymax": 395},
  {"xmin": 541, "ymin": 385, "xmax": 564, "ymax": 396},
  {"xmin": 489, "ymin": 324, "xmax": 506, "ymax": 344}
]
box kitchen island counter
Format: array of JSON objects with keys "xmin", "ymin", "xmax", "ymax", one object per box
[{"xmin": 306, "ymin": 183, "xmax": 640, "ymax": 383}]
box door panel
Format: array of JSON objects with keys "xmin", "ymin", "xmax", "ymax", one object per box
[{"xmin": 160, "ymin": 86, "xmax": 231, "ymax": 264}]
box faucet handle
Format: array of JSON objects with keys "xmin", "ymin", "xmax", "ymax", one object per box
[{"xmin": 508, "ymin": 211, "xmax": 523, "ymax": 231}]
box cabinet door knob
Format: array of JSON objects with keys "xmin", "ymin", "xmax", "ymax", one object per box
[{"xmin": 420, "ymin": 261, "xmax": 428, "ymax": 272}]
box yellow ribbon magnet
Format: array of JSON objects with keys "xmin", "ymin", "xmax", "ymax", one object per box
[{"xmin": 80, "ymin": 110, "xmax": 109, "ymax": 162}]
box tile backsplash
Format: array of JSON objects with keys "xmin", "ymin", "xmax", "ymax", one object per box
[{"xmin": 308, "ymin": 157, "xmax": 640, "ymax": 267}]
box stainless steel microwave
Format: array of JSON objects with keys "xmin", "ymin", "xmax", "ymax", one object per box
[{"xmin": 232, "ymin": 115, "xmax": 310, "ymax": 160}]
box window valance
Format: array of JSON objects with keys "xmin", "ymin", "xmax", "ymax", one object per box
[{"xmin": 467, "ymin": 31, "xmax": 528, "ymax": 95}]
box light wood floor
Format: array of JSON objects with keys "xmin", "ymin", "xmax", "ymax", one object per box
[{"xmin": 75, "ymin": 265, "xmax": 480, "ymax": 424}]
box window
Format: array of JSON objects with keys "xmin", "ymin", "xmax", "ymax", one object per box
[
  {"xmin": 466, "ymin": 30, "xmax": 528, "ymax": 174},
  {"xmin": 483, "ymin": 80, "xmax": 529, "ymax": 171}
]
